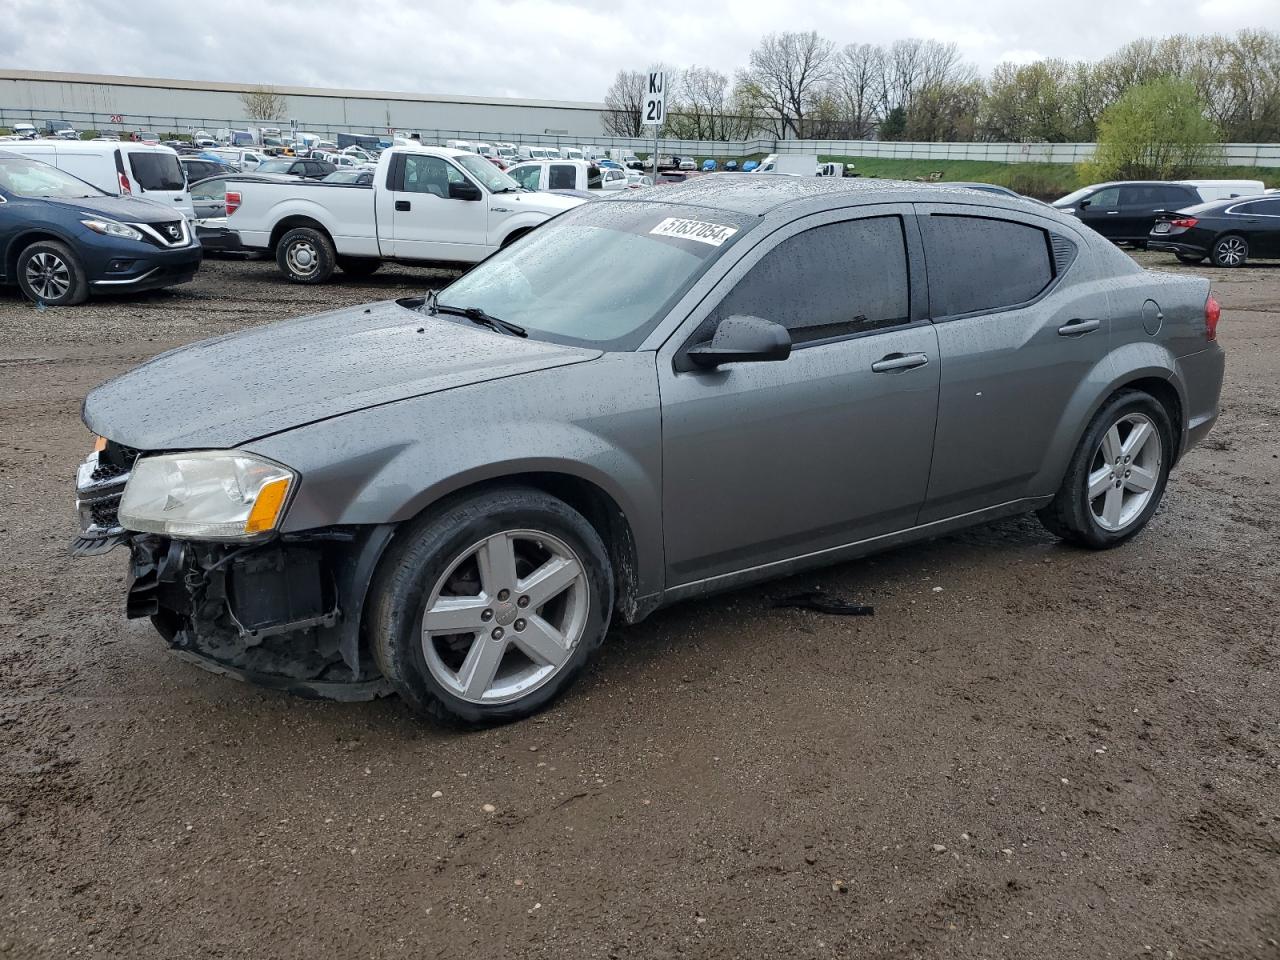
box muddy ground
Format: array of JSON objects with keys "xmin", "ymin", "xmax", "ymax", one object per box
[{"xmin": 1, "ymin": 252, "xmax": 1277, "ymax": 960}]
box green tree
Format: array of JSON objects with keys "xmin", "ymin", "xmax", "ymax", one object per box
[
  {"xmin": 878, "ymin": 105, "xmax": 907, "ymax": 140},
  {"xmin": 1081, "ymin": 78, "xmax": 1221, "ymax": 181}
]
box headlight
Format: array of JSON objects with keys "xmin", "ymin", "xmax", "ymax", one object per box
[
  {"xmin": 118, "ymin": 451, "xmax": 295, "ymax": 540},
  {"xmin": 81, "ymin": 218, "xmax": 144, "ymax": 241}
]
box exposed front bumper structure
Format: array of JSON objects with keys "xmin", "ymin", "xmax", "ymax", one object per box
[{"xmin": 72, "ymin": 444, "xmax": 393, "ymax": 701}]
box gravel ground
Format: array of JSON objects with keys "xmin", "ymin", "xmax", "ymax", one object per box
[{"xmin": 1, "ymin": 253, "xmax": 1278, "ymax": 960}]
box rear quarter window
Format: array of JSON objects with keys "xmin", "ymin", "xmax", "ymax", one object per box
[
  {"xmin": 129, "ymin": 152, "xmax": 185, "ymax": 191},
  {"xmin": 922, "ymin": 215, "xmax": 1055, "ymax": 317}
]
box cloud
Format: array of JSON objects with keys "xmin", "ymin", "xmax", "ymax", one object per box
[{"xmin": 4, "ymin": 0, "xmax": 1278, "ymax": 101}]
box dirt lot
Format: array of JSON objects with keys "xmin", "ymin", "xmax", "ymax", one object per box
[{"xmin": 1, "ymin": 253, "xmax": 1278, "ymax": 960}]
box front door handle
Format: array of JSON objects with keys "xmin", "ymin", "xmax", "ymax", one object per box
[
  {"xmin": 1058, "ymin": 318, "xmax": 1100, "ymax": 336},
  {"xmin": 395, "ymin": 200, "xmax": 411, "ymax": 211},
  {"xmin": 871, "ymin": 352, "xmax": 929, "ymax": 373}
]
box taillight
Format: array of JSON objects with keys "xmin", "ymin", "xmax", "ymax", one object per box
[
  {"xmin": 118, "ymin": 170, "xmax": 132, "ymax": 195},
  {"xmin": 225, "ymin": 190, "xmax": 241, "ymax": 216},
  {"xmin": 1170, "ymin": 217, "xmax": 1198, "ymax": 229},
  {"xmin": 1205, "ymin": 295, "xmax": 1221, "ymax": 341}
]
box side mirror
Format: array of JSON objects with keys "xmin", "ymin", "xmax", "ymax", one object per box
[
  {"xmin": 449, "ymin": 181, "xmax": 482, "ymax": 201},
  {"xmin": 685, "ymin": 316, "xmax": 792, "ymax": 370},
  {"xmin": 1078, "ymin": 199, "xmax": 1091, "ymax": 210}
]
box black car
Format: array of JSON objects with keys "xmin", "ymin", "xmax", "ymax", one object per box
[
  {"xmin": 179, "ymin": 156, "xmax": 238, "ymax": 184},
  {"xmin": 0, "ymin": 150, "xmax": 201, "ymax": 305},
  {"xmin": 255, "ymin": 157, "xmax": 336, "ymax": 179},
  {"xmin": 1053, "ymin": 181, "xmax": 1203, "ymax": 245},
  {"xmin": 1149, "ymin": 195, "xmax": 1280, "ymax": 267}
]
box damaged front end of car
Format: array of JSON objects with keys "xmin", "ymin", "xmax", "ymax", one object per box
[{"xmin": 72, "ymin": 440, "xmax": 393, "ymax": 701}]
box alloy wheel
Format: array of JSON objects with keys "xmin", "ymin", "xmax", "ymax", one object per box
[
  {"xmin": 420, "ymin": 530, "xmax": 590, "ymax": 705},
  {"xmin": 25, "ymin": 252, "xmax": 71, "ymax": 301},
  {"xmin": 1088, "ymin": 413, "xmax": 1162, "ymax": 532},
  {"xmin": 1216, "ymin": 237, "xmax": 1247, "ymax": 266}
]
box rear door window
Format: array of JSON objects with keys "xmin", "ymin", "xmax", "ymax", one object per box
[
  {"xmin": 921, "ymin": 214, "xmax": 1054, "ymax": 317},
  {"xmin": 712, "ymin": 216, "xmax": 911, "ymax": 345},
  {"xmin": 128, "ymin": 151, "xmax": 185, "ymax": 191}
]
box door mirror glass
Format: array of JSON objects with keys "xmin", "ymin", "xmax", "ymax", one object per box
[
  {"xmin": 448, "ymin": 180, "xmax": 482, "ymax": 201},
  {"xmin": 685, "ymin": 316, "xmax": 792, "ymax": 369}
]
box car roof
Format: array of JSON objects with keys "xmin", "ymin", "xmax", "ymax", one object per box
[{"xmin": 610, "ymin": 173, "xmax": 1042, "ymax": 215}]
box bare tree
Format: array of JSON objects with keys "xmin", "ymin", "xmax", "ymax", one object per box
[
  {"xmin": 737, "ymin": 31, "xmax": 834, "ymax": 138},
  {"xmin": 239, "ymin": 85, "xmax": 287, "ymax": 121},
  {"xmin": 601, "ymin": 70, "xmax": 647, "ymax": 137},
  {"xmin": 668, "ymin": 66, "xmax": 752, "ymax": 140},
  {"xmin": 829, "ymin": 43, "xmax": 884, "ymax": 138}
]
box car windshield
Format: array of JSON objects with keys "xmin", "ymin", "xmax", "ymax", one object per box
[
  {"xmin": 1054, "ymin": 185, "xmax": 1103, "ymax": 206},
  {"xmin": 437, "ymin": 201, "xmax": 754, "ymax": 350},
  {"xmin": 0, "ymin": 156, "xmax": 105, "ymax": 198},
  {"xmin": 454, "ymin": 154, "xmax": 519, "ymax": 192}
]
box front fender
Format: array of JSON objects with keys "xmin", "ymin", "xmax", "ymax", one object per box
[
  {"xmin": 1028, "ymin": 341, "xmax": 1182, "ymax": 497},
  {"xmin": 494, "ymin": 211, "xmax": 552, "ymax": 245},
  {"xmin": 244, "ymin": 353, "xmax": 665, "ymax": 602}
]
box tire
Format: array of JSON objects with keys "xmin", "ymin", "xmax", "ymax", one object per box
[
  {"xmin": 275, "ymin": 226, "xmax": 335, "ymax": 283},
  {"xmin": 1037, "ymin": 390, "xmax": 1174, "ymax": 549},
  {"xmin": 16, "ymin": 240, "xmax": 89, "ymax": 306},
  {"xmin": 1210, "ymin": 234, "xmax": 1248, "ymax": 268},
  {"xmin": 1175, "ymin": 252, "xmax": 1206, "ymax": 265},
  {"xmin": 369, "ymin": 486, "xmax": 613, "ymax": 726},
  {"xmin": 337, "ymin": 256, "xmax": 380, "ymax": 278}
]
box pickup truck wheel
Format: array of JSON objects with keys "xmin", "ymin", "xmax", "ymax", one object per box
[
  {"xmin": 16, "ymin": 241, "xmax": 89, "ymax": 306},
  {"xmin": 369, "ymin": 486, "xmax": 613, "ymax": 726},
  {"xmin": 1036, "ymin": 390, "xmax": 1173, "ymax": 549},
  {"xmin": 276, "ymin": 227, "xmax": 335, "ymax": 284},
  {"xmin": 337, "ymin": 256, "xmax": 380, "ymax": 278}
]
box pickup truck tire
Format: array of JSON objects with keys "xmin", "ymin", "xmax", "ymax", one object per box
[
  {"xmin": 276, "ymin": 227, "xmax": 335, "ymax": 284},
  {"xmin": 337, "ymin": 256, "xmax": 380, "ymax": 278},
  {"xmin": 368, "ymin": 486, "xmax": 613, "ymax": 726},
  {"xmin": 16, "ymin": 240, "xmax": 89, "ymax": 306}
]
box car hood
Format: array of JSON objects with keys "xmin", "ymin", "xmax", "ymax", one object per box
[
  {"xmin": 46, "ymin": 194, "xmax": 187, "ymax": 224},
  {"xmin": 506, "ymin": 190, "xmax": 585, "ymax": 214},
  {"xmin": 83, "ymin": 299, "xmax": 602, "ymax": 450}
]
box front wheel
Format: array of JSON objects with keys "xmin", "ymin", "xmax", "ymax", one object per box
[
  {"xmin": 16, "ymin": 240, "xmax": 89, "ymax": 305},
  {"xmin": 1211, "ymin": 234, "xmax": 1248, "ymax": 268},
  {"xmin": 276, "ymin": 227, "xmax": 335, "ymax": 283},
  {"xmin": 369, "ymin": 487, "xmax": 613, "ymax": 725},
  {"xmin": 1037, "ymin": 390, "xmax": 1173, "ymax": 549}
]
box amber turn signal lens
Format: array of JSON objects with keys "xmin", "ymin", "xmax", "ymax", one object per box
[
  {"xmin": 93, "ymin": 435, "xmax": 107, "ymax": 453},
  {"xmin": 244, "ymin": 477, "xmax": 291, "ymax": 535}
]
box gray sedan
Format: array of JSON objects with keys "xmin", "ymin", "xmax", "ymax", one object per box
[{"xmin": 73, "ymin": 177, "xmax": 1225, "ymax": 725}]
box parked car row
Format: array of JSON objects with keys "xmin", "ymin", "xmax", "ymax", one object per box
[{"xmin": 1051, "ymin": 178, "xmax": 1274, "ymax": 267}]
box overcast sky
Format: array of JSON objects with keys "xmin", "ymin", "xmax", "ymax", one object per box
[{"xmin": 3, "ymin": 0, "xmax": 1277, "ymax": 102}]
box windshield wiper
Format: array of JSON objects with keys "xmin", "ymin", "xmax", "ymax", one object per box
[{"xmin": 428, "ymin": 293, "xmax": 527, "ymax": 338}]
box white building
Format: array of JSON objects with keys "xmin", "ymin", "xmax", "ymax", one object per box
[{"xmin": 0, "ymin": 69, "xmax": 608, "ymax": 140}]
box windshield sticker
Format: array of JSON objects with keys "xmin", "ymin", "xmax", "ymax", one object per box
[{"xmin": 649, "ymin": 218, "xmax": 739, "ymax": 247}]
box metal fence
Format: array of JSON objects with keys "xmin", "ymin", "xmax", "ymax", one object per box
[{"xmin": 3, "ymin": 105, "xmax": 1278, "ymax": 167}]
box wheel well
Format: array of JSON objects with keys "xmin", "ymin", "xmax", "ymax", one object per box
[
  {"xmin": 377, "ymin": 472, "xmax": 643, "ymax": 623},
  {"xmin": 5, "ymin": 232, "xmax": 65, "ymax": 279},
  {"xmin": 269, "ymin": 217, "xmax": 331, "ymax": 253},
  {"xmin": 1117, "ymin": 377, "xmax": 1184, "ymax": 463},
  {"xmin": 500, "ymin": 227, "xmax": 532, "ymax": 248}
]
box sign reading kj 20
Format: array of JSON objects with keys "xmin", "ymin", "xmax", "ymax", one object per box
[{"xmin": 643, "ymin": 72, "xmax": 666, "ymax": 126}]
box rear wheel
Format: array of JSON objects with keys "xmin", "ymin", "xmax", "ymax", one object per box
[
  {"xmin": 276, "ymin": 226, "xmax": 335, "ymax": 283},
  {"xmin": 1210, "ymin": 234, "xmax": 1248, "ymax": 268},
  {"xmin": 16, "ymin": 241, "xmax": 89, "ymax": 306},
  {"xmin": 338, "ymin": 256, "xmax": 380, "ymax": 278},
  {"xmin": 1175, "ymin": 252, "xmax": 1206, "ymax": 265},
  {"xmin": 1037, "ymin": 390, "xmax": 1173, "ymax": 549},
  {"xmin": 369, "ymin": 487, "xmax": 613, "ymax": 725}
]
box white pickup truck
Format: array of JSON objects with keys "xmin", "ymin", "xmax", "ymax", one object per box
[
  {"xmin": 227, "ymin": 145, "xmax": 585, "ymax": 283},
  {"xmin": 505, "ymin": 159, "xmax": 631, "ymax": 194}
]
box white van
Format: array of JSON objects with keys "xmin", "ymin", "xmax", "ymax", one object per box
[
  {"xmin": 2, "ymin": 140, "xmax": 194, "ymax": 216},
  {"xmin": 1178, "ymin": 179, "xmax": 1267, "ymax": 202},
  {"xmin": 208, "ymin": 147, "xmax": 268, "ymax": 171},
  {"xmin": 443, "ymin": 139, "xmax": 472, "ymax": 152}
]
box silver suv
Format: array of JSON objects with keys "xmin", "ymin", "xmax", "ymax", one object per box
[{"xmin": 73, "ymin": 178, "xmax": 1225, "ymax": 725}]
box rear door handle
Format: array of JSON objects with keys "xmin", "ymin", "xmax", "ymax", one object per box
[
  {"xmin": 871, "ymin": 352, "xmax": 929, "ymax": 373},
  {"xmin": 394, "ymin": 200, "xmax": 411, "ymax": 211},
  {"xmin": 1058, "ymin": 318, "xmax": 1100, "ymax": 336}
]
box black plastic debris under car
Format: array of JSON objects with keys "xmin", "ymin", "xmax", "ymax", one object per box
[{"xmin": 773, "ymin": 592, "xmax": 874, "ymax": 616}]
